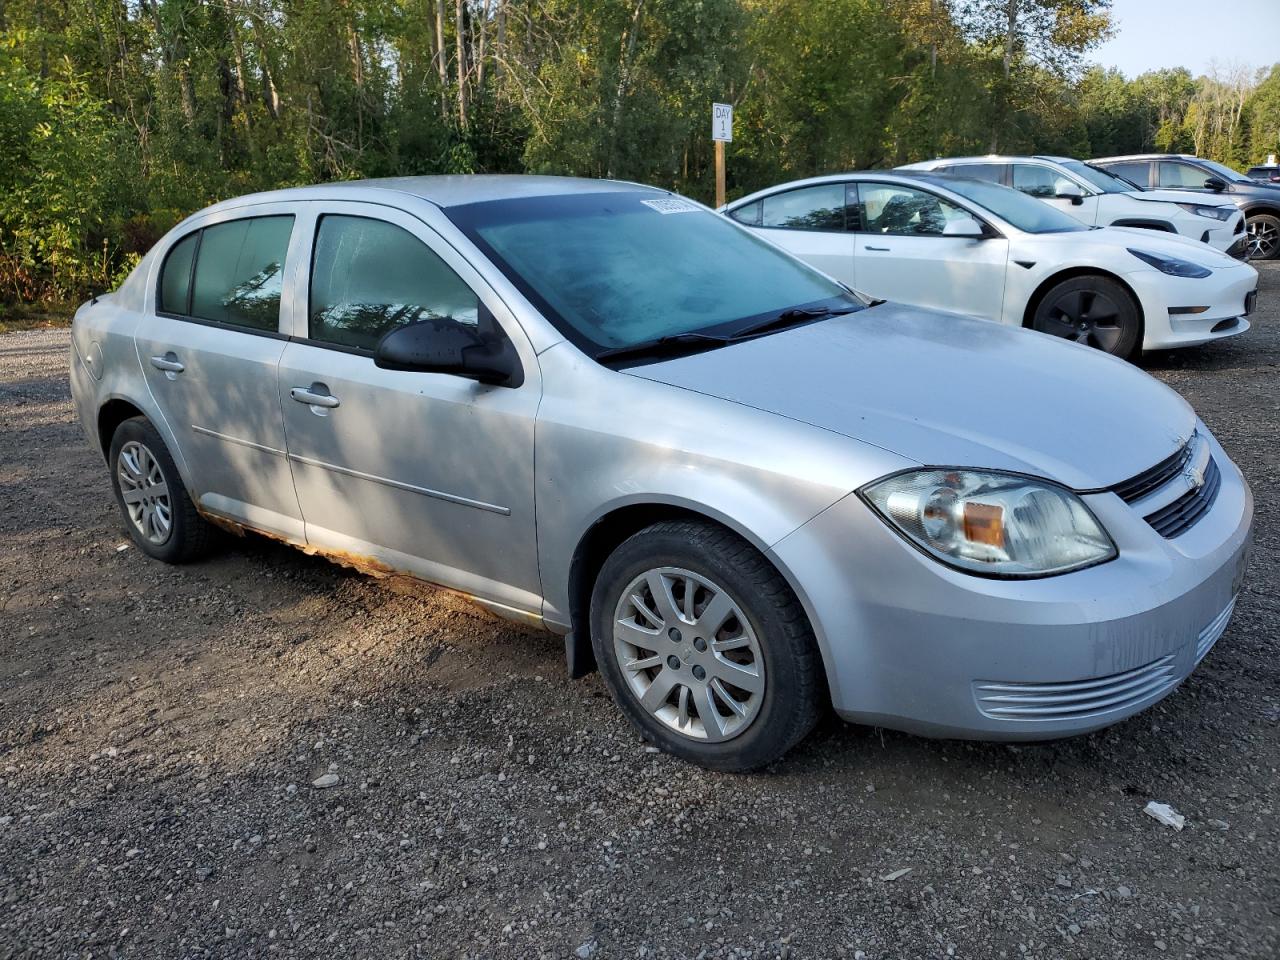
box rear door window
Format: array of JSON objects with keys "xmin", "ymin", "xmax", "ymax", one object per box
[
  {"xmin": 1105, "ymin": 161, "xmax": 1151, "ymax": 188},
  {"xmin": 938, "ymin": 163, "xmax": 1007, "ymax": 185},
  {"xmin": 189, "ymin": 216, "xmax": 294, "ymax": 331}
]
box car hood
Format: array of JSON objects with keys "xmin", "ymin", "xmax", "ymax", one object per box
[
  {"xmin": 1129, "ymin": 189, "xmax": 1236, "ymax": 208},
  {"xmin": 625, "ymin": 303, "xmax": 1196, "ymax": 491},
  {"xmin": 1025, "ymin": 225, "xmax": 1243, "ymax": 266}
]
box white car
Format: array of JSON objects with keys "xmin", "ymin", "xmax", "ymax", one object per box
[
  {"xmin": 722, "ymin": 171, "xmax": 1258, "ymax": 357},
  {"xmin": 897, "ymin": 155, "xmax": 1248, "ymax": 258}
]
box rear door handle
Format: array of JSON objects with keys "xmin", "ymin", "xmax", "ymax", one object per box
[
  {"xmin": 864, "ymin": 245, "xmax": 891, "ymax": 252},
  {"xmin": 149, "ymin": 353, "xmax": 185, "ymax": 378},
  {"xmin": 290, "ymin": 384, "xmax": 341, "ymax": 410}
]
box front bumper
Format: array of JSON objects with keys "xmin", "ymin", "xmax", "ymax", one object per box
[
  {"xmin": 768, "ymin": 429, "xmax": 1253, "ymax": 740},
  {"xmin": 1126, "ymin": 263, "xmax": 1258, "ymax": 350}
]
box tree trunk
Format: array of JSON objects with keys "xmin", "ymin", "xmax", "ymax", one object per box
[
  {"xmin": 607, "ymin": 0, "xmax": 645, "ymax": 178},
  {"xmin": 455, "ymin": 0, "xmax": 469, "ymax": 128}
]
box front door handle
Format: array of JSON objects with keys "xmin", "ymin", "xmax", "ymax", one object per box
[
  {"xmin": 864, "ymin": 245, "xmax": 891, "ymax": 252},
  {"xmin": 290, "ymin": 383, "xmax": 341, "ymax": 410},
  {"xmin": 150, "ymin": 352, "xmax": 185, "ymax": 379}
]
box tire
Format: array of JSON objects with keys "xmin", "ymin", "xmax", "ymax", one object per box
[
  {"xmin": 1031, "ymin": 275, "xmax": 1142, "ymax": 359},
  {"xmin": 589, "ymin": 520, "xmax": 824, "ymax": 771},
  {"xmin": 108, "ymin": 416, "xmax": 214, "ymax": 563},
  {"xmin": 1246, "ymin": 212, "xmax": 1280, "ymax": 260}
]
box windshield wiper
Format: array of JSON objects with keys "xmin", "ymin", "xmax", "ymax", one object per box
[
  {"xmin": 595, "ymin": 331, "xmax": 733, "ymax": 365},
  {"xmin": 729, "ymin": 303, "xmax": 861, "ymax": 340}
]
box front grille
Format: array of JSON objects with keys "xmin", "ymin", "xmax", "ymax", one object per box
[
  {"xmin": 1144, "ymin": 457, "xmax": 1220, "ymax": 538},
  {"xmin": 974, "ymin": 655, "xmax": 1179, "ymax": 721},
  {"xmin": 1196, "ymin": 596, "xmax": 1236, "ymax": 663},
  {"xmin": 1112, "ymin": 439, "xmax": 1194, "ymax": 504}
]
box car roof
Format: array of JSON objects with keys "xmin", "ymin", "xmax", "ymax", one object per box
[
  {"xmin": 725, "ymin": 170, "xmax": 981, "ymax": 209},
  {"xmin": 198, "ymin": 175, "xmax": 661, "ymax": 215},
  {"xmin": 1091, "ymin": 154, "xmax": 1199, "ymax": 162},
  {"xmin": 910, "ymin": 155, "xmax": 1078, "ymax": 165}
]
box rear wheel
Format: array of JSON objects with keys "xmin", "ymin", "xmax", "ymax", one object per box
[
  {"xmin": 1246, "ymin": 212, "xmax": 1280, "ymax": 260},
  {"xmin": 590, "ymin": 520, "xmax": 823, "ymax": 771},
  {"xmin": 1031, "ymin": 276, "xmax": 1142, "ymax": 359},
  {"xmin": 108, "ymin": 416, "xmax": 214, "ymax": 563}
]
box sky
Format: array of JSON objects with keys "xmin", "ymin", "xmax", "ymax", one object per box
[{"xmin": 1090, "ymin": 0, "xmax": 1280, "ymax": 78}]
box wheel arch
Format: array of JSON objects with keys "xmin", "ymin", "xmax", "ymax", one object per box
[
  {"xmin": 1022, "ymin": 267, "xmax": 1145, "ymax": 339},
  {"xmin": 1241, "ymin": 202, "xmax": 1280, "ymax": 219},
  {"xmin": 97, "ymin": 397, "xmax": 147, "ymax": 463},
  {"xmin": 562, "ymin": 501, "xmax": 822, "ymax": 685}
]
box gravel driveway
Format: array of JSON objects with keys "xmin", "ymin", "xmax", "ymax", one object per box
[{"xmin": 2, "ymin": 265, "xmax": 1278, "ymax": 960}]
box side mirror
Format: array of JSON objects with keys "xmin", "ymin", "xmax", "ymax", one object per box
[
  {"xmin": 375, "ymin": 315, "xmax": 523, "ymax": 387},
  {"xmin": 943, "ymin": 214, "xmax": 986, "ymax": 238},
  {"xmin": 1204, "ymin": 176, "xmax": 1227, "ymax": 192},
  {"xmin": 1055, "ymin": 184, "xmax": 1085, "ymax": 205}
]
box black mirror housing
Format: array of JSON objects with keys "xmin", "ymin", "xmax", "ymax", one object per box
[
  {"xmin": 374, "ymin": 315, "xmax": 523, "ymax": 387},
  {"xmin": 1204, "ymin": 176, "xmax": 1227, "ymax": 192}
]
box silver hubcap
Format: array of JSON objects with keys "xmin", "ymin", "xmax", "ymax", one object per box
[
  {"xmin": 117, "ymin": 441, "xmax": 172, "ymax": 545},
  {"xmin": 1248, "ymin": 219, "xmax": 1278, "ymax": 259},
  {"xmin": 612, "ymin": 567, "xmax": 765, "ymax": 743}
]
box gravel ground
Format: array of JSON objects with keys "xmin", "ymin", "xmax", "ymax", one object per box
[{"xmin": 2, "ymin": 265, "xmax": 1278, "ymax": 960}]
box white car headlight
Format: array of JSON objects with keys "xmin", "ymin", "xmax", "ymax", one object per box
[
  {"xmin": 861, "ymin": 469, "xmax": 1117, "ymax": 578},
  {"xmin": 1175, "ymin": 202, "xmax": 1233, "ymax": 222}
]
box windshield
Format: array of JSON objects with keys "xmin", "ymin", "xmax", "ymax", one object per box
[
  {"xmin": 1059, "ymin": 160, "xmax": 1133, "ymax": 194},
  {"xmin": 447, "ymin": 191, "xmax": 856, "ymax": 357},
  {"xmin": 1198, "ymin": 159, "xmax": 1250, "ymax": 183},
  {"xmin": 923, "ymin": 176, "xmax": 1089, "ymax": 234}
]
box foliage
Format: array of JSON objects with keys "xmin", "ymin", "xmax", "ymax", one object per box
[{"xmin": 0, "ymin": 0, "xmax": 1276, "ymax": 304}]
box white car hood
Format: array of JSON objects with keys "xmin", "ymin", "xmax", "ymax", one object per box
[
  {"xmin": 1025, "ymin": 225, "xmax": 1243, "ymax": 266},
  {"xmin": 627, "ymin": 303, "xmax": 1196, "ymax": 491}
]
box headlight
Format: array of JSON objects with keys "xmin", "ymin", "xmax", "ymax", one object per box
[
  {"xmin": 861, "ymin": 469, "xmax": 1117, "ymax": 578},
  {"xmin": 1127, "ymin": 248, "xmax": 1212, "ymax": 279},
  {"xmin": 1175, "ymin": 202, "xmax": 1232, "ymax": 222}
]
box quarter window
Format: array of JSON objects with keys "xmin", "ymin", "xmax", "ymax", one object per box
[
  {"xmin": 158, "ymin": 231, "xmax": 199, "ymax": 315},
  {"xmin": 858, "ymin": 183, "xmax": 969, "ymax": 236},
  {"xmin": 760, "ymin": 184, "xmax": 850, "ymax": 231},
  {"xmin": 1158, "ymin": 162, "xmax": 1211, "ymax": 189},
  {"xmin": 309, "ymin": 215, "xmax": 480, "ymax": 352},
  {"xmin": 728, "ymin": 200, "xmax": 762, "ymax": 226},
  {"xmin": 1012, "ymin": 164, "xmax": 1076, "ymax": 198}
]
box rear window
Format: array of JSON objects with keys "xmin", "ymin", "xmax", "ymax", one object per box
[{"xmin": 158, "ymin": 215, "xmax": 294, "ymax": 332}]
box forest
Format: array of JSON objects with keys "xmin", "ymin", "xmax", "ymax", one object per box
[{"xmin": 1, "ymin": 0, "xmax": 1278, "ymax": 307}]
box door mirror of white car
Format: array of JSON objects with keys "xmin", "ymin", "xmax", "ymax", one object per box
[
  {"xmin": 1204, "ymin": 176, "xmax": 1228, "ymax": 192},
  {"xmin": 1055, "ymin": 184, "xmax": 1085, "ymax": 205},
  {"xmin": 374, "ymin": 317, "xmax": 522, "ymax": 387},
  {"xmin": 942, "ymin": 214, "xmax": 987, "ymax": 238}
]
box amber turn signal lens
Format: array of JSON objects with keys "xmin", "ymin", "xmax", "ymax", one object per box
[{"xmin": 963, "ymin": 502, "xmax": 1005, "ymax": 549}]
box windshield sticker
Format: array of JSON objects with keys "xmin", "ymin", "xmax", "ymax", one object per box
[{"xmin": 641, "ymin": 197, "xmax": 701, "ymax": 215}]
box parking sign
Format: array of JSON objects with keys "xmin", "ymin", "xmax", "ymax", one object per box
[{"xmin": 712, "ymin": 103, "xmax": 733, "ymax": 142}]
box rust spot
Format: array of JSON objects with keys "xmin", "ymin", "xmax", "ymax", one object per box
[{"xmin": 194, "ymin": 505, "xmax": 546, "ymax": 631}]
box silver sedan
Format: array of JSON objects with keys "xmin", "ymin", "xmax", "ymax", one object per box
[{"xmin": 69, "ymin": 176, "xmax": 1253, "ymax": 770}]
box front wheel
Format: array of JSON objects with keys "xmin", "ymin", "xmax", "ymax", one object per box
[
  {"xmin": 1031, "ymin": 276, "xmax": 1142, "ymax": 359},
  {"xmin": 1246, "ymin": 213, "xmax": 1280, "ymax": 260},
  {"xmin": 590, "ymin": 520, "xmax": 824, "ymax": 771}
]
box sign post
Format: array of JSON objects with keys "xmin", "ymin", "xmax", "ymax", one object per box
[{"xmin": 712, "ymin": 102, "xmax": 733, "ymax": 208}]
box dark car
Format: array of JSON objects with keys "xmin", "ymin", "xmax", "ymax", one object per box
[
  {"xmin": 1246, "ymin": 164, "xmax": 1280, "ymax": 184},
  {"xmin": 1091, "ymin": 154, "xmax": 1280, "ymax": 260}
]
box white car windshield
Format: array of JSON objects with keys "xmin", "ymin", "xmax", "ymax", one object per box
[
  {"xmin": 1059, "ymin": 160, "xmax": 1134, "ymax": 194},
  {"xmin": 922, "ymin": 176, "xmax": 1089, "ymax": 234},
  {"xmin": 449, "ymin": 191, "xmax": 858, "ymax": 357}
]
